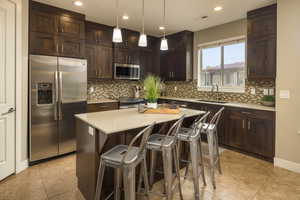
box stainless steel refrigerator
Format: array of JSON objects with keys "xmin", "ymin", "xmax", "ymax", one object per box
[{"xmin": 29, "ymin": 55, "xmax": 87, "ymax": 162}]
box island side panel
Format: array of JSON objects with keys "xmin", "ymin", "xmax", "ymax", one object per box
[{"xmin": 76, "ymin": 118, "xmax": 102, "ymax": 200}]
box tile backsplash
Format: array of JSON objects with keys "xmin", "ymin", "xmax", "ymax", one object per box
[{"xmin": 88, "ymin": 79, "xmax": 275, "ymax": 104}]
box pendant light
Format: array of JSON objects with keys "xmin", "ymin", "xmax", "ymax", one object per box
[
  {"xmin": 138, "ymin": 0, "xmax": 147, "ymax": 47},
  {"xmin": 113, "ymin": 0, "xmax": 122, "ymax": 43},
  {"xmin": 160, "ymin": 0, "xmax": 168, "ymax": 51}
]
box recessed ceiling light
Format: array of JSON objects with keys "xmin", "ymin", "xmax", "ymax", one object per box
[
  {"xmin": 159, "ymin": 26, "xmax": 165, "ymax": 30},
  {"xmin": 214, "ymin": 6, "xmax": 223, "ymax": 11},
  {"xmin": 73, "ymin": 1, "xmax": 83, "ymax": 6},
  {"xmin": 122, "ymin": 15, "xmax": 129, "ymax": 20},
  {"xmin": 202, "ymin": 16, "xmax": 208, "ymax": 20}
]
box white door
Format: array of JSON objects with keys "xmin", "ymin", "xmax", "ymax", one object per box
[{"xmin": 0, "ymin": 0, "xmax": 16, "ymax": 181}]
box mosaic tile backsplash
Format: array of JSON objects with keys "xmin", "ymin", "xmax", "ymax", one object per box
[{"xmin": 88, "ymin": 80, "xmax": 275, "ymax": 104}]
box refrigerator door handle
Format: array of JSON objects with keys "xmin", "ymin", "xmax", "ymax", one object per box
[
  {"xmin": 54, "ymin": 71, "xmax": 59, "ymax": 121},
  {"xmin": 58, "ymin": 71, "xmax": 63, "ymax": 120}
]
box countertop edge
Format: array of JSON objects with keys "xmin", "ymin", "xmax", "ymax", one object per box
[{"xmin": 159, "ymin": 97, "xmax": 276, "ymax": 112}]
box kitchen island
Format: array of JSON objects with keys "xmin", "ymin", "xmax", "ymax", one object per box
[{"xmin": 75, "ymin": 108, "xmax": 205, "ymax": 200}]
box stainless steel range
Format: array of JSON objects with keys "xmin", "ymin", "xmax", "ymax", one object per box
[
  {"xmin": 119, "ymin": 97, "xmax": 145, "ymax": 109},
  {"xmin": 29, "ymin": 55, "xmax": 87, "ymax": 162}
]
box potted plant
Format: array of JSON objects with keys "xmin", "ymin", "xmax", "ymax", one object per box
[
  {"xmin": 144, "ymin": 75, "xmax": 161, "ymax": 109},
  {"xmin": 261, "ymin": 95, "xmax": 275, "ymax": 107}
]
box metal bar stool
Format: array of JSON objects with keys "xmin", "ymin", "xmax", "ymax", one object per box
[
  {"xmin": 201, "ymin": 107, "xmax": 225, "ymax": 189},
  {"xmin": 94, "ymin": 123, "xmax": 155, "ymax": 200},
  {"xmin": 147, "ymin": 116, "xmax": 185, "ymax": 200},
  {"xmin": 176, "ymin": 112, "xmax": 210, "ymax": 200}
]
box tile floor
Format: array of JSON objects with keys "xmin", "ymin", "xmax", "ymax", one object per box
[{"xmin": 0, "ymin": 150, "xmax": 299, "ymax": 200}]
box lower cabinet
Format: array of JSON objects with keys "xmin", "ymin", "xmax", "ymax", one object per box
[
  {"xmin": 87, "ymin": 102, "xmax": 119, "ymax": 112},
  {"xmin": 224, "ymin": 107, "xmax": 275, "ymax": 160},
  {"xmin": 158, "ymin": 98, "xmax": 275, "ymax": 161}
]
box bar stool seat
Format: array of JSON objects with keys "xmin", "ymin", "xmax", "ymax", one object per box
[
  {"xmin": 147, "ymin": 134, "xmax": 175, "ymax": 149},
  {"xmin": 177, "ymin": 127, "xmax": 199, "ymax": 141},
  {"xmin": 101, "ymin": 145, "xmax": 141, "ymax": 165}
]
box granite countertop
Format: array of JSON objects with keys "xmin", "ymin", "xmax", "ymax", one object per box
[
  {"xmin": 87, "ymin": 99, "xmax": 119, "ymax": 104},
  {"xmin": 75, "ymin": 108, "xmax": 204, "ymax": 134},
  {"xmin": 159, "ymin": 97, "xmax": 276, "ymax": 112}
]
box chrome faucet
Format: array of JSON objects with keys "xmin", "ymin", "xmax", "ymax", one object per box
[{"xmin": 211, "ymin": 84, "xmax": 220, "ymax": 101}]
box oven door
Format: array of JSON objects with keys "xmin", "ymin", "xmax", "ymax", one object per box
[{"xmin": 114, "ymin": 63, "xmax": 140, "ymax": 80}]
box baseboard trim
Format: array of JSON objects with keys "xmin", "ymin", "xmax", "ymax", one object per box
[
  {"xmin": 16, "ymin": 159, "xmax": 28, "ymax": 173},
  {"xmin": 274, "ymin": 157, "xmax": 300, "ymax": 174}
]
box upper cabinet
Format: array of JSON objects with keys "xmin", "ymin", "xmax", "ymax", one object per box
[
  {"xmin": 247, "ymin": 4, "xmax": 277, "ymax": 80},
  {"xmin": 160, "ymin": 31, "xmax": 193, "ymax": 81},
  {"xmin": 29, "ymin": 1, "xmax": 85, "ymax": 58}
]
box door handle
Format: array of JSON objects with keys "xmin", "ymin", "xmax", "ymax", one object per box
[
  {"xmin": 1, "ymin": 108, "xmax": 15, "ymax": 116},
  {"xmin": 58, "ymin": 72, "xmax": 63, "ymax": 120},
  {"xmin": 248, "ymin": 121, "xmax": 251, "ymax": 130},
  {"xmin": 242, "ymin": 120, "xmax": 245, "ymax": 129},
  {"xmin": 54, "ymin": 72, "xmax": 59, "ymax": 120}
]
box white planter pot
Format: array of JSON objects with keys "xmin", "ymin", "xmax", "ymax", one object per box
[{"xmin": 147, "ymin": 102, "xmax": 158, "ymax": 109}]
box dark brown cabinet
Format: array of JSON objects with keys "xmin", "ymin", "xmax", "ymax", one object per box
[
  {"xmin": 29, "ymin": 1, "xmax": 85, "ymax": 58},
  {"xmin": 158, "ymin": 98, "xmax": 275, "ymax": 161},
  {"xmin": 225, "ymin": 107, "xmax": 275, "ymax": 161},
  {"xmin": 247, "ymin": 4, "xmax": 277, "ymax": 80},
  {"xmin": 85, "ymin": 44, "xmax": 113, "ymax": 79},
  {"xmin": 85, "ymin": 22, "xmax": 112, "ymax": 47},
  {"xmin": 87, "ymin": 102, "xmax": 119, "ymax": 113},
  {"xmin": 160, "ymin": 31, "xmax": 193, "ymax": 81}
]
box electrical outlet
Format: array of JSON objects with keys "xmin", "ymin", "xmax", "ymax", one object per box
[
  {"xmin": 263, "ymin": 89, "xmax": 269, "ymax": 95},
  {"xmin": 250, "ymin": 88, "xmax": 256, "ymax": 95},
  {"xmin": 88, "ymin": 126, "xmax": 94, "ymax": 136},
  {"xmin": 174, "ymin": 86, "xmax": 177, "ymax": 91},
  {"xmin": 279, "ymin": 90, "xmax": 290, "ymax": 99},
  {"xmin": 269, "ymin": 88, "xmax": 275, "ymax": 96}
]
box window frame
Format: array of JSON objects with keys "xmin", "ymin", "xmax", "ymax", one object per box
[{"xmin": 197, "ymin": 37, "xmax": 247, "ymax": 93}]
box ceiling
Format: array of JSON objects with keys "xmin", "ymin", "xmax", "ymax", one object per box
[{"xmin": 34, "ymin": 0, "xmax": 276, "ymax": 37}]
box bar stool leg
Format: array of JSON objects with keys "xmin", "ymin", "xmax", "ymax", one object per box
[
  {"xmin": 198, "ymin": 140, "xmax": 206, "ymax": 186},
  {"xmin": 190, "ymin": 140, "xmax": 200, "ymax": 199},
  {"xmin": 95, "ymin": 159, "xmax": 105, "ymax": 200},
  {"xmin": 149, "ymin": 150, "xmax": 157, "ymax": 188},
  {"xmin": 173, "ymin": 145, "xmax": 184, "ymax": 200},
  {"xmin": 207, "ymin": 130, "xmax": 216, "ymax": 189},
  {"xmin": 123, "ymin": 166, "xmax": 136, "ymax": 200},
  {"xmin": 162, "ymin": 148, "xmax": 173, "ymax": 200},
  {"xmin": 142, "ymin": 158, "xmax": 150, "ymax": 200},
  {"xmin": 114, "ymin": 168, "xmax": 122, "ymax": 200},
  {"xmin": 214, "ymin": 131, "xmax": 222, "ymax": 174}
]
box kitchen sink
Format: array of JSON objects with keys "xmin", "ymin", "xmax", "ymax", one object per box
[{"xmin": 197, "ymin": 100, "xmax": 227, "ymax": 104}]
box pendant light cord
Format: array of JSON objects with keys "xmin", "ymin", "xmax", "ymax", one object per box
[
  {"xmin": 142, "ymin": 0, "xmax": 145, "ymax": 34},
  {"xmin": 163, "ymin": 0, "xmax": 166, "ymax": 38},
  {"xmin": 116, "ymin": 0, "xmax": 119, "ymax": 28}
]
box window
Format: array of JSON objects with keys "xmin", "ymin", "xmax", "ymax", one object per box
[{"xmin": 198, "ymin": 39, "xmax": 246, "ymax": 93}]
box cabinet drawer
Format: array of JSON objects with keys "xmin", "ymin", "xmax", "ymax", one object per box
[{"xmin": 87, "ymin": 102, "xmax": 119, "ymax": 112}]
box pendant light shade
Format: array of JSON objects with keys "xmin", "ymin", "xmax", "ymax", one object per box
[
  {"xmin": 138, "ymin": 0, "xmax": 147, "ymax": 47},
  {"xmin": 138, "ymin": 34, "xmax": 147, "ymax": 47},
  {"xmin": 113, "ymin": 27, "xmax": 122, "ymax": 43},
  {"xmin": 160, "ymin": 0, "xmax": 168, "ymax": 51},
  {"xmin": 113, "ymin": 0, "xmax": 122, "ymax": 43},
  {"xmin": 160, "ymin": 37, "xmax": 168, "ymax": 51}
]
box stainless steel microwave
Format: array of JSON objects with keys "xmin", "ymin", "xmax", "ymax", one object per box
[{"xmin": 114, "ymin": 63, "xmax": 140, "ymax": 80}]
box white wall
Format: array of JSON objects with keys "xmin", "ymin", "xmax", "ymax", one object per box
[
  {"xmin": 14, "ymin": 0, "xmax": 29, "ymax": 173},
  {"xmin": 275, "ymin": 0, "xmax": 300, "ymax": 173}
]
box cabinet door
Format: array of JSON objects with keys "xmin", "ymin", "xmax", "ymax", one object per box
[
  {"xmin": 247, "ymin": 36, "xmax": 276, "ymax": 79},
  {"xmin": 30, "ymin": 11, "xmax": 58, "ymax": 34},
  {"xmin": 248, "ymin": 15, "xmax": 276, "ymax": 39},
  {"xmin": 85, "ymin": 44, "xmax": 97, "ymax": 79},
  {"xmin": 59, "ymin": 37, "xmax": 85, "ymax": 58},
  {"xmin": 30, "ymin": 32, "xmax": 59, "ymax": 56},
  {"xmin": 114, "ymin": 48, "xmax": 129, "ymax": 64},
  {"xmin": 226, "ymin": 111, "xmax": 247, "ymax": 149},
  {"xmin": 140, "ymin": 50, "xmax": 153, "ymax": 78},
  {"xmin": 96, "ymin": 45, "xmax": 113, "ymax": 79},
  {"xmin": 59, "ymin": 16, "xmax": 85, "ymax": 39},
  {"xmin": 246, "ymin": 118, "xmax": 274, "ymax": 158}
]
